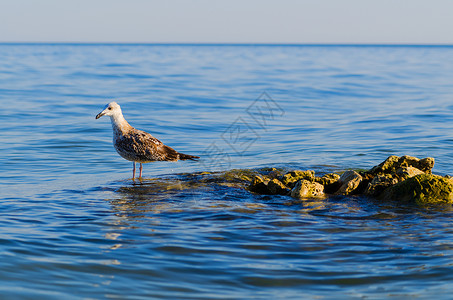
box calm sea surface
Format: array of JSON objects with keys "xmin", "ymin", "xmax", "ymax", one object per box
[{"xmin": 1, "ymin": 44, "xmax": 453, "ymax": 299}]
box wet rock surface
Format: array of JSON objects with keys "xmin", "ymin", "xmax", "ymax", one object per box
[
  {"xmin": 268, "ymin": 178, "xmax": 291, "ymax": 195},
  {"xmin": 336, "ymin": 170, "xmax": 363, "ymax": 195},
  {"xmin": 380, "ymin": 174, "xmax": 453, "ymax": 206},
  {"xmin": 369, "ymin": 155, "xmax": 434, "ymax": 175},
  {"xmin": 140, "ymin": 155, "xmax": 450, "ymax": 207},
  {"xmin": 245, "ymin": 155, "xmax": 452, "ymax": 206},
  {"xmin": 290, "ymin": 180, "xmax": 324, "ymax": 199},
  {"xmin": 364, "ymin": 174, "xmax": 398, "ymax": 197},
  {"xmin": 280, "ymin": 170, "xmax": 315, "ymax": 188}
]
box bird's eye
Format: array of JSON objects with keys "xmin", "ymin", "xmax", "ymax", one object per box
[{"xmin": 108, "ymin": 107, "xmax": 112, "ymax": 110}]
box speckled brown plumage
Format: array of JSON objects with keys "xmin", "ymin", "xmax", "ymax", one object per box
[
  {"xmin": 96, "ymin": 102, "xmax": 199, "ymax": 178},
  {"xmin": 113, "ymin": 127, "xmax": 198, "ymax": 163}
]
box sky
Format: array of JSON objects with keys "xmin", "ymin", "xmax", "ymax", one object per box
[{"xmin": 0, "ymin": 0, "xmax": 452, "ymax": 44}]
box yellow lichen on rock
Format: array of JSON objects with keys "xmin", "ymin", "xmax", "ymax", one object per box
[
  {"xmin": 290, "ymin": 180, "xmax": 325, "ymax": 199},
  {"xmin": 381, "ymin": 174, "xmax": 453, "ymax": 206},
  {"xmin": 336, "ymin": 170, "xmax": 362, "ymax": 195},
  {"xmin": 280, "ymin": 170, "xmax": 315, "ymax": 188}
]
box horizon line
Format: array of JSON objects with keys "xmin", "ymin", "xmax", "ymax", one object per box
[{"xmin": 0, "ymin": 42, "xmax": 453, "ymax": 47}]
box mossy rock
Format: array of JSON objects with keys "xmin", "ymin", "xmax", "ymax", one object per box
[
  {"xmin": 403, "ymin": 156, "xmax": 434, "ymax": 173},
  {"xmin": 315, "ymin": 173, "xmax": 341, "ymax": 194},
  {"xmin": 315, "ymin": 173, "xmax": 340, "ymax": 185},
  {"xmin": 396, "ymin": 166, "xmax": 424, "ymax": 180},
  {"xmin": 381, "ymin": 174, "xmax": 453, "ymax": 206},
  {"xmin": 369, "ymin": 155, "xmax": 400, "ymax": 174},
  {"xmin": 249, "ymin": 176, "xmax": 291, "ymax": 195},
  {"xmin": 369, "ymin": 155, "xmax": 434, "ymax": 175},
  {"xmin": 248, "ymin": 175, "xmax": 270, "ymax": 194},
  {"xmin": 221, "ymin": 169, "xmax": 259, "ymax": 183},
  {"xmin": 336, "ymin": 170, "xmax": 363, "ymax": 195},
  {"xmin": 280, "ymin": 170, "xmax": 315, "ymax": 188},
  {"xmin": 290, "ymin": 180, "xmax": 324, "ymax": 199},
  {"xmin": 364, "ymin": 174, "xmax": 398, "ymax": 197},
  {"xmin": 258, "ymin": 167, "xmax": 284, "ymax": 179},
  {"xmin": 267, "ymin": 178, "xmax": 291, "ymax": 195}
]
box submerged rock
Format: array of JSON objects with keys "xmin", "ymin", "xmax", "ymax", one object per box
[
  {"xmin": 290, "ymin": 180, "xmax": 324, "ymax": 199},
  {"xmin": 221, "ymin": 169, "xmax": 260, "ymax": 183},
  {"xmin": 381, "ymin": 174, "xmax": 453, "ymax": 206}
]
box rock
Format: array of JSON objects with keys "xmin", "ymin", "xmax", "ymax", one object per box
[
  {"xmin": 396, "ymin": 166, "xmax": 424, "ymax": 179},
  {"xmin": 336, "ymin": 170, "xmax": 363, "ymax": 195},
  {"xmin": 315, "ymin": 173, "xmax": 340, "ymax": 185},
  {"xmin": 315, "ymin": 173, "xmax": 341, "ymax": 193},
  {"xmin": 259, "ymin": 167, "xmax": 283, "ymax": 179},
  {"xmin": 369, "ymin": 155, "xmax": 434, "ymax": 175},
  {"xmin": 381, "ymin": 174, "xmax": 453, "ymax": 206},
  {"xmin": 249, "ymin": 176, "xmax": 290, "ymax": 195},
  {"xmin": 290, "ymin": 180, "xmax": 324, "ymax": 199},
  {"xmin": 280, "ymin": 170, "xmax": 315, "ymax": 188},
  {"xmin": 396, "ymin": 155, "xmax": 434, "ymax": 174},
  {"xmin": 362, "ymin": 155, "xmax": 435, "ymax": 197},
  {"xmin": 414, "ymin": 157, "xmax": 435, "ymax": 173},
  {"xmin": 369, "ymin": 155, "xmax": 400, "ymax": 174},
  {"xmin": 267, "ymin": 178, "xmax": 291, "ymax": 195},
  {"xmin": 244, "ymin": 155, "xmax": 444, "ymax": 206},
  {"xmin": 249, "ymin": 175, "xmax": 270, "ymax": 194},
  {"xmin": 364, "ymin": 174, "xmax": 398, "ymax": 197},
  {"xmin": 222, "ymin": 169, "xmax": 259, "ymax": 183}
]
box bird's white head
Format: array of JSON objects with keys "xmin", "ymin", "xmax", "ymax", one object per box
[{"xmin": 95, "ymin": 102, "xmax": 122, "ymax": 119}]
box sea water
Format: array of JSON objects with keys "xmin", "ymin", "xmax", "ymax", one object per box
[{"xmin": 1, "ymin": 44, "xmax": 453, "ymax": 299}]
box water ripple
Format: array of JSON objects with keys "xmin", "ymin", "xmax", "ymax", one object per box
[{"xmin": 1, "ymin": 44, "xmax": 453, "ymax": 298}]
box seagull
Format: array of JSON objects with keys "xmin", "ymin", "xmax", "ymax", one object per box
[{"xmin": 96, "ymin": 102, "xmax": 199, "ymax": 179}]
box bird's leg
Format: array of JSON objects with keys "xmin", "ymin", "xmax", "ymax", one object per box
[
  {"xmin": 139, "ymin": 163, "xmax": 143, "ymax": 178},
  {"xmin": 132, "ymin": 162, "xmax": 136, "ymax": 179}
]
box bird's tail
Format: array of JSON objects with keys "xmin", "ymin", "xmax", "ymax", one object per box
[{"xmin": 179, "ymin": 152, "xmax": 200, "ymax": 161}]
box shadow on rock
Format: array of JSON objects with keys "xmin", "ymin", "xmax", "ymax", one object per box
[{"xmin": 248, "ymin": 155, "xmax": 453, "ymax": 207}]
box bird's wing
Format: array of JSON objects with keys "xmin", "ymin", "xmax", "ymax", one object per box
[
  {"xmin": 132, "ymin": 129, "xmax": 184, "ymax": 161},
  {"xmin": 116, "ymin": 129, "xmax": 166, "ymax": 161},
  {"xmin": 156, "ymin": 144, "xmax": 182, "ymax": 161},
  {"xmin": 117, "ymin": 128, "xmax": 189, "ymax": 162}
]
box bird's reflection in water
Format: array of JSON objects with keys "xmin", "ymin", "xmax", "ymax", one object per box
[
  {"xmin": 103, "ymin": 169, "xmax": 348, "ymax": 230},
  {"xmin": 108, "ymin": 177, "xmax": 199, "ymax": 218},
  {"xmin": 104, "ymin": 170, "xmax": 263, "ymax": 221},
  {"xmin": 107, "ymin": 171, "xmax": 247, "ymax": 208}
]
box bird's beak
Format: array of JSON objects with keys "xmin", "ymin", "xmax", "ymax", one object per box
[{"xmin": 95, "ymin": 111, "xmax": 106, "ymax": 119}]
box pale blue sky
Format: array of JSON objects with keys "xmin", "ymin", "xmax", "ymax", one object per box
[{"xmin": 0, "ymin": 0, "xmax": 452, "ymax": 44}]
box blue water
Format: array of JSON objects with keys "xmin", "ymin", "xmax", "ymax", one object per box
[{"xmin": 1, "ymin": 44, "xmax": 453, "ymax": 299}]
